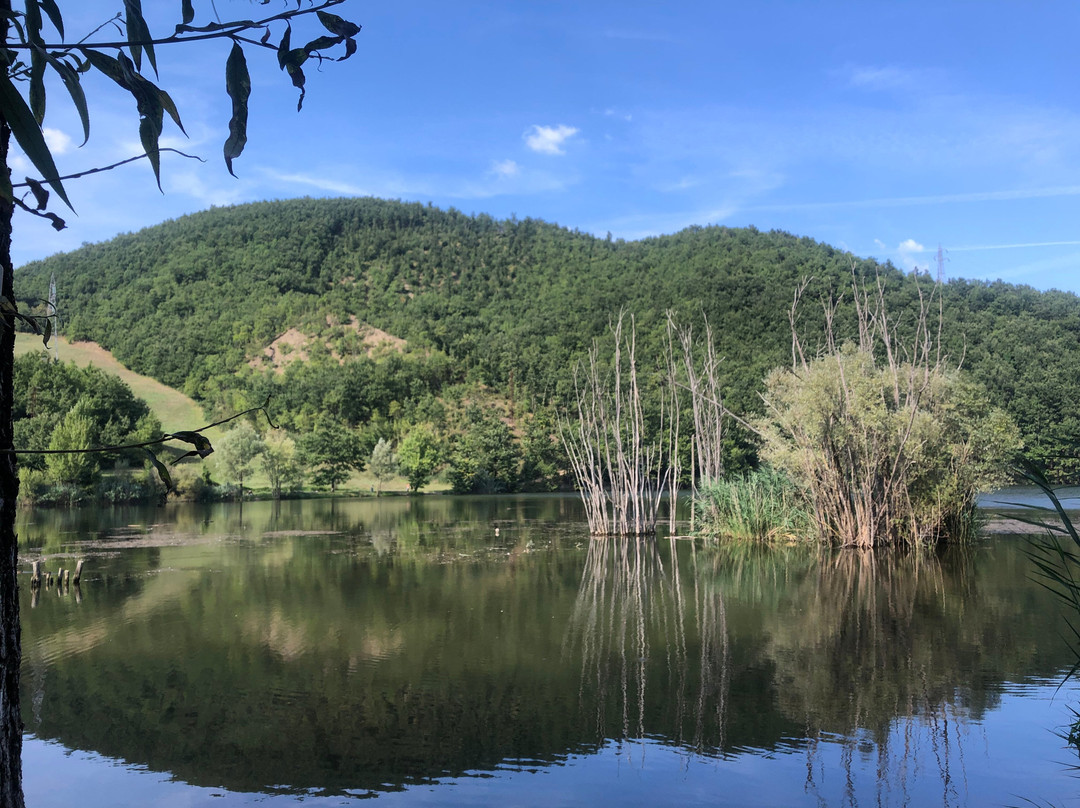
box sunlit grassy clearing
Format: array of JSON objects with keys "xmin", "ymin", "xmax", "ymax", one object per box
[{"xmin": 15, "ymin": 335, "xmax": 206, "ymax": 432}]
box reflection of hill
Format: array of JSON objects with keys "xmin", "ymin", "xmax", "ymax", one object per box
[{"xmin": 18, "ymin": 502, "xmax": 1076, "ymax": 797}]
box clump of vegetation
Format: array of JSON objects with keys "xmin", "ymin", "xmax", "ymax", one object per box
[
  {"xmin": 755, "ymin": 276, "xmax": 1020, "ymax": 548},
  {"xmin": 447, "ymin": 406, "xmax": 522, "ymax": 494},
  {"xmin": 695, "ymin": 468, "xmax": 813, "ymax": 541}
]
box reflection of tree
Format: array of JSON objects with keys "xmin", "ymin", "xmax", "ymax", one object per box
[
  {"xmin": 766, "ymin": 550, "xmax": 977, "ymax": 807},
  {"xmin": 566, "ymin": 537, "xmax": 729, "ymax": 753}
]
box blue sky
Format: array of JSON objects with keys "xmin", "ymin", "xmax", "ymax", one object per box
[{"xmin": 13, "ymin": 1, "xmax": 1080, "ymax": 294}]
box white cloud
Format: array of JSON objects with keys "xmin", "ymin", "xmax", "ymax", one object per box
[
  {"xmin": 43, "ymin": 127, "xmax": 73, "ymax": 155},
  {"xmin": 524, "ymin": 124, "xmax": 579, "ymax": 156},
  {"xmin": 897, "ymin": 238, "xmax": 926, "ymax": 271},
  {"xmin": 491, "ymin": 159, "xmax": 520, "ymax": 178}
]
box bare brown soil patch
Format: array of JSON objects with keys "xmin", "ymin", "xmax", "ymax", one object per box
[{"xmin": 250, "ymin": 316, "xmax": 408, "ymax": 373}]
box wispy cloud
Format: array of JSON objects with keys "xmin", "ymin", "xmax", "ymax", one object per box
[
  {"xmin": 843, "ymin": 65, "xmax": 920, "ymax": 91},
  {"xmin": 751, "ymin": 185, "xmax": 1080, "ymax": 213},
  {"xmin": 949, "ymin": 240, "xmax": 1080, "ymax": 252},
  {"xmin": 524, "ymin": 124, "xmax": 579, "ymax": 155},
  {"xmin": 491, "ymin": 159, "xmax": 520, "ymax": 178},
  {"xmin": 262, "ymin": 169, "xmax": 370, "ymax": 196}
]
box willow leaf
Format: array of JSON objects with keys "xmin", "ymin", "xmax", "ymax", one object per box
[
  {"xmin": 316, "ymin": 10, "xmax": 361, "ymax": 38},
  {"xmin": 38, "ymin": 0, "xmax": 63, "ymax": 38},
  {"xmin": 0, "ymin": 73, "xmax": 70, "ymax": 208},
  {"xmin": 145, "ymin": 448, "xmax": 173, "ymax": 492},
  {"xmin": 47, "ymin": 57, "xmax": 89, "ymax": 145},
  {"xmin": 123, "ymin": 0, "xmax": 157, "ymax": 75},
  {"xmin": 223, "ymin": 41, "xmax": 249, "ymax": 177}
]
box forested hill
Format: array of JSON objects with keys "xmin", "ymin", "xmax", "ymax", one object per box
[{"xmin": 15, "ymin": 197, "xmax": 1080, "ymax": 474}]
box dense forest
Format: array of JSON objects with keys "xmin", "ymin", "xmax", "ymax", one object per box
[{"xmin": 15, "ymin": 197, "xmax": 1080, "ymax": 479}]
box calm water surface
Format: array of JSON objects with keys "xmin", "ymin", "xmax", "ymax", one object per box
[{"xmin": 15, "ymin": 495, "xmax": 1080, "ymax": 807}]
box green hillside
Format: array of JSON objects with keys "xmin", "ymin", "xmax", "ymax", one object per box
[{"xmin": 15, "ymin": 197, "xmax": 1080, "ymax": 477}]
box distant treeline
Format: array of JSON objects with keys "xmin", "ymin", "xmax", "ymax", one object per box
[{"xmin": 16, "ymin": 197, "xmax": 1080, "ymax": 478}]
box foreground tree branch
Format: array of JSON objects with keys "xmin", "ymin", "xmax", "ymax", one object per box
[{"xmin": 0, "ymin": 3, "xmax": 361, "ymax": 805}]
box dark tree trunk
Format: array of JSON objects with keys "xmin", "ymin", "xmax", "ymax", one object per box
[{"xmin": 0, "ymin": 2, "xmax": 25, "ymax": 804}]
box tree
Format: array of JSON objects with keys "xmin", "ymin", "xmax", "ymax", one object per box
[
  {"xmin": 215, "ymin": 421, "xmax": 265, "ymax": 496},
  {"xmin": 299, "ymin": 414, "xmax": 364, "ymax": 492},
  {"xmin": 0, "ymin": 4, "xmax": 361, "ymax": 806},
  {"xmin": 260, "ymin": 428, "xmax": 303, "ymax": 499},
  {"xmin": 519, "ymin": 408, "xmax": 568, "ymax": 492},
  {"xmin": 446, "ymin": 406, "xmax": 522, "ymax": 494},
  {"xmin": 369, "ymin": 437, "xmax": 397, "ymax": 495},
  {"xmin": 44, "ymin": 397, "xmax": 96, "ymax": 486},
  {"xmin": 398, "ymin": 423, "xmax": 442, "ymax": 493}
]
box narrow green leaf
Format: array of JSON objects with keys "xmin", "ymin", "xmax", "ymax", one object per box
[
  {"xmin": 155, "ymin": 85, "xmax": 185, "ymax": 134},
  {"xmin": 38, "ymin": 0, "xmax": 64, "ymax": 38},
  {"xmin": 42, "ymin": 316, "xmax": 51, "ymax": 348},
  {"xmin": 24, "ymin": 0, "xmax": 42, "ymax": 44},
  {"xmin": 29, "ymin": 45, "xmax": 45, "ymax": 124},
  {"xmin": 277, "ymin": 24, "xmax": 292, "ymax": 70},
  {"xmin": 340, "ymin": 37, "xmax": 357, "ymax": 61},
  {"xmin": 145, "ymin": 448, "xmax": 174, "ymax": 492},
  {"xmin": 24, "ymin": 176, "xmax": 47, "ymax": 209},
  {"xmin": 123, "ymin": 0, "xmax": 157, "ymax": 75},
  {"xmin": 139, "ymin": 113, "xmax": 162, "ymax": 190},
  {"xmin": 303, "ymin": 35, "xmax": 343, "ymax": 56},
  {"xmin": 24, "ymin": 2, "xmax": 45, "ymax": 123},
  {"xmin": 0, "ymin": 72, "xmax": 71, "ymax": 208},
  {"xmin": 83, "ymin": 49, "xmax": 126, "ymax": 86},
  {"xmin": 223, "ymin": 41, "xmax": 249, "ymax": 177},
  {"xmin": 47, "ymin": 58, "xmax": 89, "ymax": 146},
  {"xmin": 316, "ymin": 10, "xmax": 361, "ymax": 38},
  {"xmin": 280, "ymin": 48, "xmax": 308, "ymax": 111},
  {"xmin": 181, "ymin": 0, "xmax": 194, "ymax": 26}
]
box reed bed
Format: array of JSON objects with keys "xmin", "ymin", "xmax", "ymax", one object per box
[{"xmin": 694, "ymin": 469, "xmax": 814, "ymax": 542}]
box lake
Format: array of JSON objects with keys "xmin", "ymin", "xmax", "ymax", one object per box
[{"xmin": 15, "ymin": 494, "xmax": 1080, "ymax": 807}]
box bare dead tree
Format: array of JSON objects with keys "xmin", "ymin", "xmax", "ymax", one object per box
[
  {"xmin": 666, "ymin": 312, "xmax": 726, "ymax": 491},
  {"xmin": 561, "ymin": 312, "xmax": 666, "ymax": 536}
]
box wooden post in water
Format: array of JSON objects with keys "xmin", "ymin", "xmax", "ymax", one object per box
[
  {"xmin": 29, "ymin": 560, "xmax": 40, "ymax": 589},
  {"xmin": 62, "ymin": 569, "xmax": 70, "ymax": 587},
  {"xmin": 72, "ymin": 559, "xmax": 83, "ymax": 585}
]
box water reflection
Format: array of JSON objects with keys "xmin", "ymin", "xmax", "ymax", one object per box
[
  {"xmin": 567, "ymin": 537, "xmax": 729, "ymax": 753},
  {"xmin": 13, "ymin": 497, "xmax": 1080, "ymax": 806}
]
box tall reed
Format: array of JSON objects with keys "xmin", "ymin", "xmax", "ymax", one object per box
[{"xmin": 694, "ymin": 468, "xmax": 814, "ymax": 542}]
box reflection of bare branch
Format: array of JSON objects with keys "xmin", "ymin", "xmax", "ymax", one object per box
[{"xmin": 566, "ymin": 537, "xmax": 728, "ymax": 752}]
